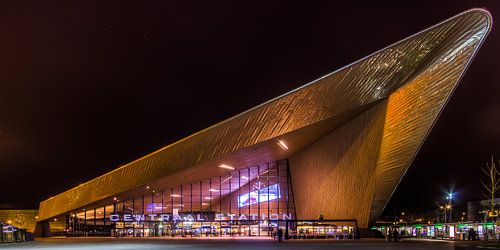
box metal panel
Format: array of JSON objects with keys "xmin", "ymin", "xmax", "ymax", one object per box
[
  {"xmin": 37, "ymin": 9, "xmax": 492, "ymax": 223},
  {"xmin": 369, "ymin": 9, "xmax": 492, "ymax": 222},
  {"xmin": 289, "ymin": 102, "xmax": 388, "ymax": 227}
]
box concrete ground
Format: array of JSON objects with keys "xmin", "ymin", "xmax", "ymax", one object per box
[{"xmin": 0, "ymin": 237, "xmax": 462, "ymax": 250}]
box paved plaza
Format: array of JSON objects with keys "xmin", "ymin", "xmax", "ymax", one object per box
[{"xmin": 0, "ymin": 237, "xmax": 463, "ymax": 250}]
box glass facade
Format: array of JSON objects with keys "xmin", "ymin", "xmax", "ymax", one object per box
[{"xmin": 67, "ymin": 160, "xmax": 296, "ymax": 237}]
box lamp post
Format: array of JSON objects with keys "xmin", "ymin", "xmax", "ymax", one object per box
[
  {"xmin": 447, "ymin": 193, "xmax": 453, "ymax": 222},
  {"xmin": 446, "ymin": 205, "xmax": 451, "ymax": 222},
  {"xmin": 441, "ymin": 206, "xmax": 446, "ymax": 223}
]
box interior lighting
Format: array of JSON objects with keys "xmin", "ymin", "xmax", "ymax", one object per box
[
  {"xmin": 277, "ymin": 140, "xmax": 289, "ymax": 150},
  {"xmin": 218, "ymin": 164, "xmax": 235, "ymax": 170}
]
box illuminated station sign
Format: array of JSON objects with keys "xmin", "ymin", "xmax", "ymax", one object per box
[{"xmin": 109, "ymin": 213, "xmax": 293, "ymax": 222}]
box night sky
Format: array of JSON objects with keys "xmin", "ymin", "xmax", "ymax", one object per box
[{"xmin": 1, "ymin": 1, "xmax": 499, "ymax": 219}]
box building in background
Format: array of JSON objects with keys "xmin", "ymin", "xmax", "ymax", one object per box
[
  {"xmin": 0, "ymin": 210, "xmax": 38, "ymax": 234},
  {"xmin": 35, "ymin": 9, "xmax": 491, "ymax": 238},
  {"xmin": 467, "ymin": 198, "xmax": 500, "ymax": 222},
  {"xmin": 0, "ymin": 210, "xmax": 38, "ymax": 243}
]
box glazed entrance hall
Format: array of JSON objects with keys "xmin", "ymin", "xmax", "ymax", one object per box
[
  {"xmin": 66, "ymin": 160, "xmax": 356, "ymax": 238},
  {"xmin": 68, "ymin": 160, "xmax": 300, "ymax": 237}
]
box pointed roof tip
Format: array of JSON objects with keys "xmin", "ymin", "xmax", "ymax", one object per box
[
  {"xmin": 463, "ymin": 8, "xmax": 493, "ymax": 28},
  {"xmin": 465, "ymin": 7, "xmax": 492, "ymax": 17}
]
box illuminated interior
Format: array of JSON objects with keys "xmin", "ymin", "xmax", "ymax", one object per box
[{"xmin": 68, "ymin": 160, "xmax": 296, "ymax": 237}]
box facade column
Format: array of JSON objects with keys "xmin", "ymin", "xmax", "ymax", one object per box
[
  {"xmin": 161, "ymin": 192, "xmax": 164, "ymax": 236},
  {"xmin": 257, "ymin": 165, "xmax": 261, "ymax": 236},
  {"xmin": 209, "ymin": 178, "xmax": 212, "ymax": 212},
  {"xmin": 267, "ymin": 163, "xmax": 270, "ymax": 228},
  {"xmin": 248, "ymin": 168, "xmax": 251, "ymax": 223},
  {"xmin": 72, "ymin": 212, "xmax": 76, "ymax": 237},
  {"xmin": 142, "ymin": 195, "xmax": 145, "ymax": 237},
  {"xmin": 219, "ymin": 175, "xmax": 222, "ymax": 237},
  {"xmin": 151, "ymin": 192, "xmax": 155, "ymax": 237},
  {"xmin": 113, "ymin": 203, "xmax": 116, "ymax": 237},
  {"xmin": 229, "ymin": 175, "xmax": 231, "ymax": 236},
  {"xmin": 103, "ymin": 206, "xmax": 106, "ymax": 236},
  {"xmin": 161, "ymin": 191, "xmax": 164, "ymax": 214},
  {"xmin": 93, "ymin": 208, "xmax": 96, "ymax": 236},
  {"xmin": 277, "ymin": 162, "xmax": 280, "ymax": 215},
  {"xmin": 170, "ymin": 188, "xmax": 174, "ymax": 237},
  {"xmin": 238, "ymin": 170, "xmax": 241, "ymax": 236},
  {"xmin": 132, "ymin": 199, "xmax": 135, "ymax": 237},
  {"xmin": 84, "ymin": 209, "xmax": 87, "ymax": 237}
]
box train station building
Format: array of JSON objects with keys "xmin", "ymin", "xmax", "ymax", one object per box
[{"xmin": 35, "ymin": 9, "xmax": 491, "ymax": 238}]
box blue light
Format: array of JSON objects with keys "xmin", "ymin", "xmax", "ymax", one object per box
[{"xmin": 237, "ymin": 184, "xmax": 281, "ymax": 207}]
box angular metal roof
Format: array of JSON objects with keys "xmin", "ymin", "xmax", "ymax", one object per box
[{"xmin": 37, "ymin": 9, "xmax": 492, "ymax": 223}]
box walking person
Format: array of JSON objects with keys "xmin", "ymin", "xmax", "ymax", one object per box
[
  {"xmin": 277, "ymin": 228, "xmax": 283, "ymax": 242},
  {"xmin": 471, "ymin": 228, "xmax": 477, "ymax": 240},
  {"xmin": 386, "ymin": 228, "xmax": 392, "ymax": 242},
  {"xmin": 392, "ymin": 229, "xmax": 399, "ymax": 242}
]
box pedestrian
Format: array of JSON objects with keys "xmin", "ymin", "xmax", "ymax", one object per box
[
  {"xmin": 392, "ymin": 229, "xmax": 398, "ymax": 242},
  {"xmin": 471, "ymin": 228, "xmax": 476, "ymax": 240},
  {"xmin": 277, "ymin": 228, "xmax": 283, "ymax": 242}
]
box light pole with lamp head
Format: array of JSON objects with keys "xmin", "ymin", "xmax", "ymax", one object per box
[{"xmin": 447, "ymin": 193, "xmax": 453, "ymax": 222}]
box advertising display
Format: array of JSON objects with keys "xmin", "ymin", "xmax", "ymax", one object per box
[{"xmin": 238, "ymin": 184, "xmax": 281, "ymax": 207}]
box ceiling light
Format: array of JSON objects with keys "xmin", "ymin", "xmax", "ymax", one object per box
[
  {"xmin": 209, "ymin": 188, "xmax": 219, "ymax": 192},
  {"xmin": 218, "ymin": 164, "xmax": 235, "ymax": 170},
  {"xmin": 170, "ymin": 194, "xmax": 181, "ymax": 197},
  {"xmin": 241, "ymin": 176, "xmax": 249, "ymax": 180},
  {"xmin": 277, "ymin": 140, "xmax": 288, "ymax": 150},
  {"xmin": 205, "ymin": 197, "xmax": 213, "ymax": 200}
]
